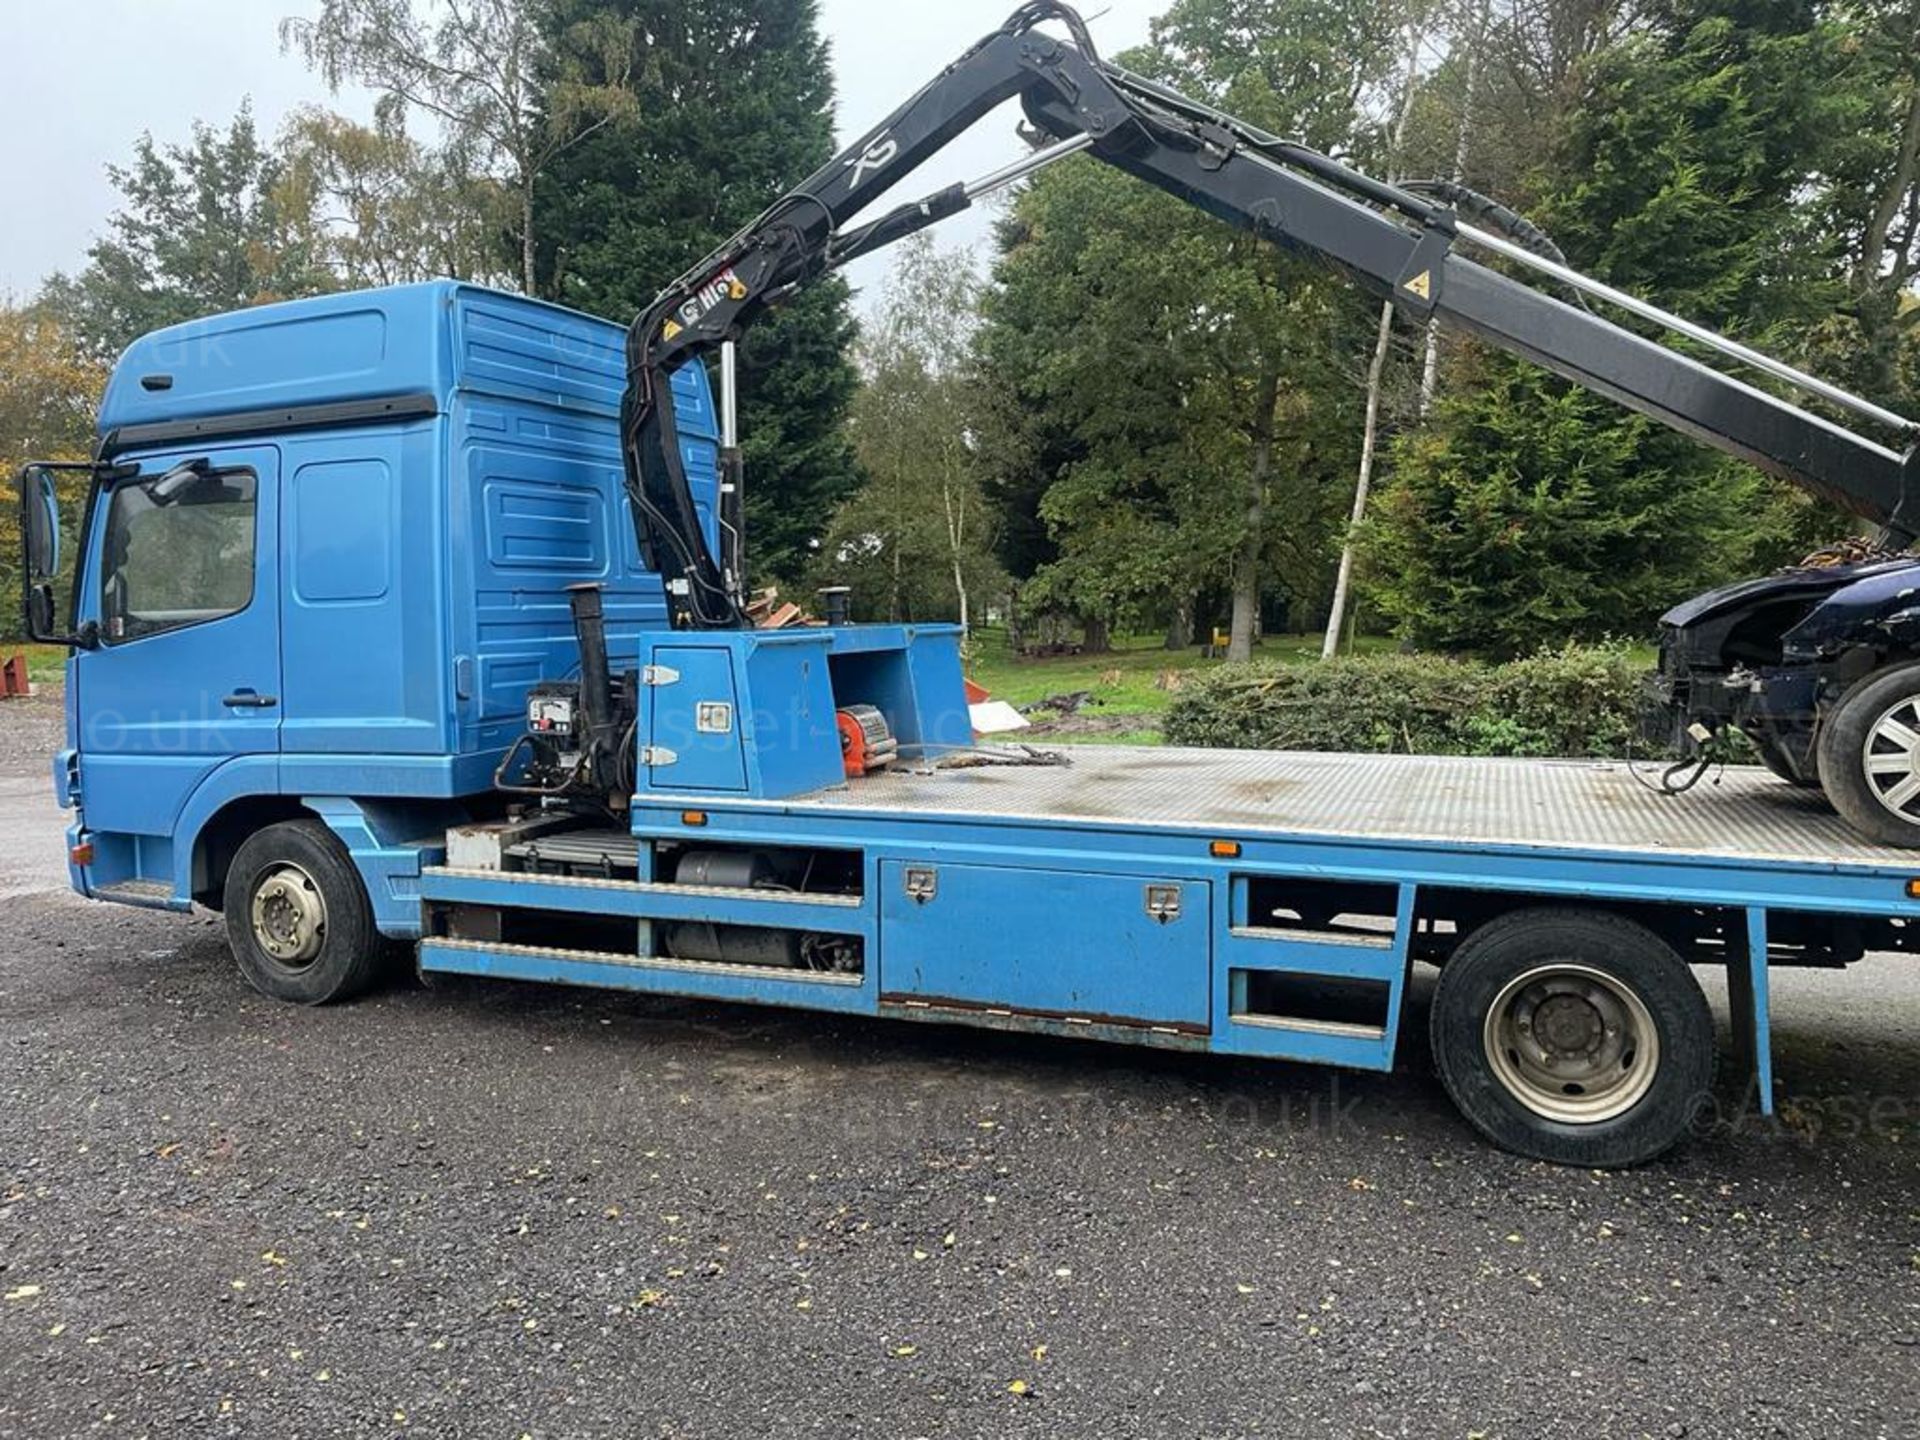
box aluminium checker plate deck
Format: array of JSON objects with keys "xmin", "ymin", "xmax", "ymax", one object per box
[
  {"xmin": 689, "ymin": 745, "xmax": 1910, "ymax": 871},
  {"xmin": 637, "ymin": 744, "xmax": 1920, "ymax": 1095}
]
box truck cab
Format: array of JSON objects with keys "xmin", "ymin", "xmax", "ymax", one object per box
[{"xmin": 36, "ymin": 281, "xmax": 726, "ymax": 932}]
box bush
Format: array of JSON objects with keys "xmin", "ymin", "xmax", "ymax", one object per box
[{"xmin": 1163, "ymin": 644, "xmax": 1649, "ymax": 759}]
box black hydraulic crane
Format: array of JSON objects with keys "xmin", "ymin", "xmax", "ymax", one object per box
[{"xmin": 615, "ymin": 0, "xmax": 1920, "ymax": 846}]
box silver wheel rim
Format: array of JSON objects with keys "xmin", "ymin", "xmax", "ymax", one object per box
[
  {"xmin": 250, "ymin": 863, "xmax": 327, "ymax": 969},
  {"xmin": 1861, "ymin": 696, "xmax": 1920, "ymax": 820},
  {"xmin": 1483, "ymin": 963, "xmax": 1660, "ymax": 1124}
]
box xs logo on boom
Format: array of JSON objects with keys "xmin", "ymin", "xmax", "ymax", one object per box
[{"xmin": 848, "ymin": 130, "xmax": 899, "ymax": 189}]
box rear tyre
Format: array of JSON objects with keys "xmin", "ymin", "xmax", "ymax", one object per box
[
  {"xmin": 223, "ymin": 819, "xmax": 382, "ymax": 1005},
  {"xmin": 1431, "ymin": 909, "xmax": 1714, "ymax": 1167},
  {"xmin": 1816, "ymin": 662, "xmax": 1920, "ymax": 847}
]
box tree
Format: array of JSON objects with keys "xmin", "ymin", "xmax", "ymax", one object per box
[
  {"xmin": 1145, "ymin": 0, "xmax": 1405, "ymax": 660},
  {"xmin": 818, "ymin": 238, "xmax": 1004, "ymax": 628},
  {"xmin": 277, "ymin": 105, "xmax": 515, "ymax": 288},
  {"xmin": 0, "ymin": 303, "xmax": 110, "ymax": 635},
  {"xmin": 1324, "ymin": 15, "xmax": 1433, "ymax": 659},
  {"xmin": 39, "ymin": 106, "xmax": 325, "ymax": 359},
  {"xmin": 537, "ymin": 0, "xmax": 859, "ymax": 586},
  {"xmin": 283, "ymin": 0, "xmax": 635, "ymax": 294},
  {"xmin": 975, "ymin": 161, "xmax": 1237, "ymax": 650},
  {"xmin": 1797, "ymin": 0, "xmax": 1920, "ymax": 410},
  {"xmin": 1364, "ymin": 361, "xmax": 1795, "ymax": 652},
  {"xmin": 1364, "ymin": 0, "xmax": 1862, "ymax": 656},
  {"xmin": 973, "ymin": 4, "xmax": 1399, "ymax": 661}
]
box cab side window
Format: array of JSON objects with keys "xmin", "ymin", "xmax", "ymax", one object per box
[{"xmin": 100, "ymin": 468, "xmax": 258, "ymax": 643}]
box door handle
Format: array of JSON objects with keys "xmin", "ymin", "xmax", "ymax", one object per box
[{"xmin": 223, "ymin": 691, "xmax": 278, "ymax": 709}]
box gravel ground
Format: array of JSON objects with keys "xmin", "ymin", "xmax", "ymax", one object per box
[
  {"xmin": 3, "ymin": 691, "xmax": 1918, "ymax": 1438},
  {"xmin": 0, "ymin": 688, "xmax": 64, "ymax": 775}
]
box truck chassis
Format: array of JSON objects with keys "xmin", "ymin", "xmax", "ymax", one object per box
[{"xmin": 413, "ymin": 746, "xmax": 1920, "ymax": 1167}]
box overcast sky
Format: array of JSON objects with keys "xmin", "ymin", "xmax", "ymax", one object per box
[{"xmin": 0, "ymin": 0, "xmax": 1166, "ymax": 311}]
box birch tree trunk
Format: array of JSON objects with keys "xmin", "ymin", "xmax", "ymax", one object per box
[
  {"xmin": 1322, "ymin": 300, "xmax": 1396, "ymax": 658},
  {"xmin": 1420, "ymin": 0, "xmax": 1486, "ymax": 412},
  {"xmin": 942, "ymin": 455, "xmax": 971, "ymax": 632},
  {"xmin": 520, "ymin": 178, "xmax": 537, "ymax": 295},
  {"xmin": 1857, "ymin": 63, "xmax": 1920, "ymax": 298},
  {"xmin": 1322, "ymin": 23, "xmax": 1425, "ymax": 659}
]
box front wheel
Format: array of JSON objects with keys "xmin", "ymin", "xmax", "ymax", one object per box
[
  {"xmin": 1431, "ymin": 909, "xmax": 1714, "ymax": 1167},
  {"xmin": 223, "ymin": 819, "xmax": 383, "ymax": 1005},
  {"xmin": 1817, "ymin": 662, "xmax": 1920, "ymax": 847}
]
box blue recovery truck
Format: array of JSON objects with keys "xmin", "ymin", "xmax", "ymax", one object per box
[
  {"xmin": 18, "ymin": 5, "xmax": 1920, "ymax": 1167},
  {"xmin": 15, "ymin": 277, "xmax": 1920, "ymax": 1170}
]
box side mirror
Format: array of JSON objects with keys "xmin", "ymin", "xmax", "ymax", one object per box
[
  {"xmin": 21, "ymin": 466, "xmax": 59, "ymax": 580},
  {"xmin": 26, "ymin": 583, "xmax": 57, "ymax": 639},
  {"xmin": 17, "ymin": 464, "xmax": 92, "ymax": 649}
]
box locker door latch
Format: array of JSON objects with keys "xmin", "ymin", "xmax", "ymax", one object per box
[
  {"xmin": 904, "ymin": 867, "xmax": 938, "ymax": 904},
  {"xmin": 1144, "ymin": 884, "xmax": 1182, "ymax": 924}
]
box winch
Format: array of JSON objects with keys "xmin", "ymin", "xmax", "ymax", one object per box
[{"xmin": 837, "ymin": 704, "xmax": 898, "ymax": 778}]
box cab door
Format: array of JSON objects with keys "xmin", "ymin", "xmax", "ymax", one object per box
[{"xmin": 70, "ymin": 446, "xmax": 282, "ymax": 873}]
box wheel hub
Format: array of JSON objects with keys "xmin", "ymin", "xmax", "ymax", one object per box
[
  {"xmin": 250, "ymin": 864, "xmax": 327, "ymax": 968},
  {"xmin": 1484, "ymin": 963, "xmax": 1659, "ymax": 1124},
  {"xmin": 1533, "ymin": 993, "xmax": 1605, "ymax": 1055},
  {"xmin": 1861, "ymin": 698, "xmax": 1920, "ymax": 820}
]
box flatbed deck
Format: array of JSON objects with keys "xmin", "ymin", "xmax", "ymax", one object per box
[
  {"xmin": 427, "ymin": 744, "xmax": 1920, "ymax": 1157},
  {"xmin": 730, "ymin": 746, "xmax": 1914, "ymax": 871}
]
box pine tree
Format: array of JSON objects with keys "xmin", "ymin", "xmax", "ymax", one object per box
[
  {"xmin": 536, "ymin": 0, "xmax": 859, "ymax": 586},
  {"xmin": 1364, "ymin": 0, "xmax": 1858, "ymax": 657}
]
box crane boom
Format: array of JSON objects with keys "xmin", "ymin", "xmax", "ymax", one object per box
[{"xmin": 621, "ymin": 0, "xmax": 1919, "ymax": 630}]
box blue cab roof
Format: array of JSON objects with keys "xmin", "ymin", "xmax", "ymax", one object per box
[{"xmin": 97, "ymin": 280, "xmax": 714, "ymax": 441}]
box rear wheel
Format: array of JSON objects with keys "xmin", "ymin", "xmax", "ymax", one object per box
[
  {"xmin": 223, "ymin": 819, "xmax": 383, "ymax": 1005},
  {"xmin": 1431, "ymin": 909, "xmax": 1714, "ymax": 1167},
  {"xmin": 1817, "ymin": 662, "xmax": 1920, "ymax": 847}
]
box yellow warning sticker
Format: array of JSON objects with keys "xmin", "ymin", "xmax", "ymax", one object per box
[
  {"xmin": 663, "ymin": 319, "xmax": 683, "ymax": 341},
  {"xmin": 1403, "ymin": 270, "xmax": 1432, "ymax": 301}
]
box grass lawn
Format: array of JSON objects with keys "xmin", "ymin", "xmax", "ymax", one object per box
[{"xmin": 964, "ymin": 625, "xmax": 1392, "ymax": 745}]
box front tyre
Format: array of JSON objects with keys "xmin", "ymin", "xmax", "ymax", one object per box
[
  {"xmin": 1817, "ymin": 662, "xmax": 1920, "ymax": 847},
  {"xmin": 223, "ymin": 819, "xmax": 383, "ymax": 1005},
  {"xmin": 1431, "ymin": 909, "xmax": 1714, "ymax": 1167}
]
